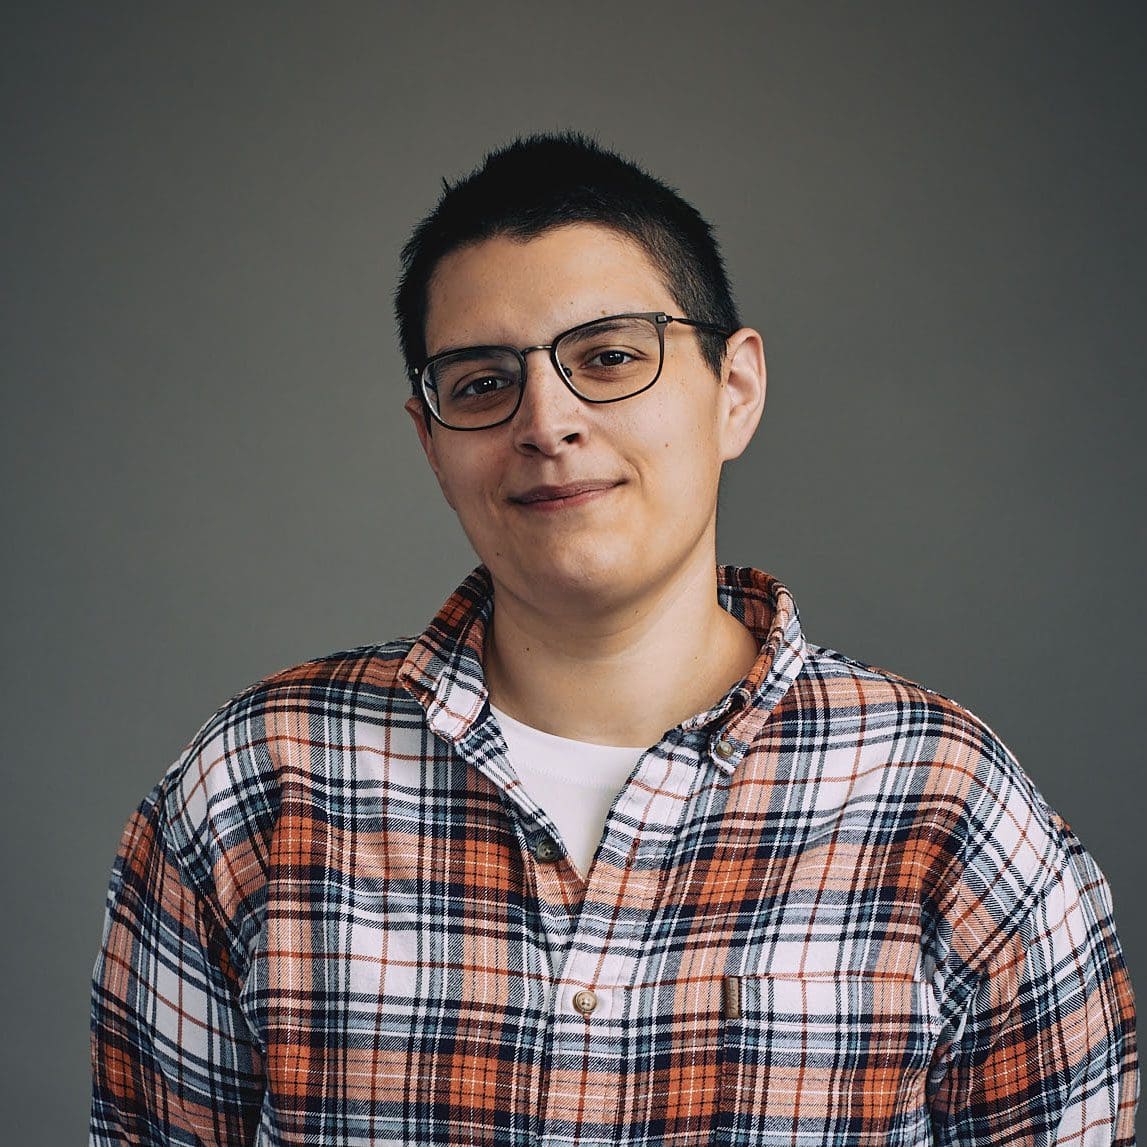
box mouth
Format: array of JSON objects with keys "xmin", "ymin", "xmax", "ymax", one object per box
[{"xmin": 508, "ymin": 480, "xmax": 622, "ymax": 509}]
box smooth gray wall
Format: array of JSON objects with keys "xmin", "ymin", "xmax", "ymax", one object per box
[{"xmin": 3, "ymin": 3, "xmax": 1143, "ymax": 1140}]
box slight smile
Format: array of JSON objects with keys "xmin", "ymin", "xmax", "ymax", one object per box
[{"xmin": 508, "ymin": 480, "xmax": 622, "ymax": 510}]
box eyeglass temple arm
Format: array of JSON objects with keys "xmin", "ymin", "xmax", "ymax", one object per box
[{"xmin": 662, "ymin": 315, "xmax": 736, "ymax": 337}]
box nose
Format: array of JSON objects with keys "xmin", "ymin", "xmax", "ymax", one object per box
[{"xmin": 511, "ymin": 348, "xmax": 587, "ymax": 455}]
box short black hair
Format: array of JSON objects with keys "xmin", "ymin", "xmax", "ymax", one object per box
[{"xmin": 395, "ymin": 132, "xmax": 740, "ymax": 388}]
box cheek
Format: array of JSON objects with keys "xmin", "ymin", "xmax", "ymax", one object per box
[
  {"xmin": 434, "ymin": 452, "xmax": 502, "ymax": 527},
  {"xmin": 643, "ymin": 408, "xmax": 722, "ymax": 493}
]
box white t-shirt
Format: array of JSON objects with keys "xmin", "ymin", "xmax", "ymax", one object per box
[{"xmin": 490, "ymin": 704, "xmax": 645, "ymax": 877}]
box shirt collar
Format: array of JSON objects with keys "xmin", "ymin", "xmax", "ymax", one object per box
[{"xmin": 398, "ymin": 565, "xmax": 807, "ymax": 770}]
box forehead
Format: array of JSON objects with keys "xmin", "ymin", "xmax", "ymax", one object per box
[{"xmin": 423, "ymin": 224, "xmax": 677, "ymax": 354}]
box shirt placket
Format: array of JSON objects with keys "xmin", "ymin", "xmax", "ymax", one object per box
[{"xmin": 534, "ymin": 733, "xmax": 711, "ymax": 1144}]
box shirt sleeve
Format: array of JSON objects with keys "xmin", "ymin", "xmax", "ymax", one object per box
[
  {"xmin": 90, "ymin": 781, "xmax": 265, "ymax": 1145},
  {"xmin": 929, "ymin": 817, "xmax": 1139, "ymax": 1145}
]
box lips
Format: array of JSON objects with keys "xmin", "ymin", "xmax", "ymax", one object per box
[{"xmin": 509, "ymin": 480, "xmax": 620, "ymax": 505}]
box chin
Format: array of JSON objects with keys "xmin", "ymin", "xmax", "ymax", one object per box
[{"xmin": 497, "ymin": 546, "xmax": 636, "ymax": 605}]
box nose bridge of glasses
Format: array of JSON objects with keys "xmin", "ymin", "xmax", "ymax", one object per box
[
  {"xmin": 521, "ymin": 342, "xmax": 573, "ymax": 385},
  {"xmin": 513, "ymin": 345, "xmax": 585, "ymax": 436}
]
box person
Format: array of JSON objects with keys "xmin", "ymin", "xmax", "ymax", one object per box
[{"xmin": 91, "ymin": 133, "xmax": 1138, "ymax": 1145}]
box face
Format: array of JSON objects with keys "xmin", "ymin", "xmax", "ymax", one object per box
[{"xmin": 406, "ymin": 223, "xmax": 765, "ymax": 615}]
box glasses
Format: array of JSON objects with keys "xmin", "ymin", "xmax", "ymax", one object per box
[{"xmin": 410, "ymin": 311, "xmax": 733, "ymax": 431}]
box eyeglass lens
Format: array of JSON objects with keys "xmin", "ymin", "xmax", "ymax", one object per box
[{"xmin": 425, "ymin": 315, "xmax": 663, "ymax": 429}]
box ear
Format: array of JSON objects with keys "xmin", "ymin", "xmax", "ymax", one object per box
[
  {"xmin": 717, "ymin": 327, "xmax": 767, "ymax": 463},
  {"xmin": 404, "ymin": 396, "xmax": 457, "ymax": 510}
]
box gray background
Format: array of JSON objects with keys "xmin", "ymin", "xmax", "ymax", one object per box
[{"xmin": 3, "ymin": 2, "xmax": 1143, "ymax": 1140}]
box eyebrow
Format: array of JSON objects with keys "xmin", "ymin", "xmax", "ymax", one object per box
[{"xmin": 567, "ymin": 316, "xmax": 648, "ymax": 337}]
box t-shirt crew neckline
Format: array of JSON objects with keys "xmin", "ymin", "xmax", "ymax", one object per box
[
  {"xmin": 490, "ymin": 703, "xmax": 646, "ymax": 875},
  {"xmin": 489, "ymin": 704, "xmax": 648, "ymax": 781}
]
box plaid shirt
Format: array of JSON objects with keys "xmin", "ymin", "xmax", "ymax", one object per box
[{"xmin": 91, "ymin": 566, "xmax": 1138, "ymax": 1145}]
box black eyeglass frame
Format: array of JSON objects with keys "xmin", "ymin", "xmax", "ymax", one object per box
[{"xmin": 409, "ymin": 311, "xmax": 734, "ymax": 431}]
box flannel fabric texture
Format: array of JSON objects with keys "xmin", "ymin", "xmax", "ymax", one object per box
[{"xmin": 91, "ymin": 566, "xmax": 1138, "ymax": 1145}]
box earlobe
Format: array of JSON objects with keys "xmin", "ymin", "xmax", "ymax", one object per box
[
  {"xmin": 718, "ymin": 328, "xmax": 767, "ymax": 462},
  {"xmin": 404, "ymin": 396, "xmax": 434, "ymax": 459},
  {"xmin": 404, "ymin": 396, "xmax": 456, "ymax": 509}
]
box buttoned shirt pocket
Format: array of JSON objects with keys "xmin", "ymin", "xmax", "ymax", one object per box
[{"xmin": 717, "ymin": 972, "xmax": 938, "ymax": 1146}]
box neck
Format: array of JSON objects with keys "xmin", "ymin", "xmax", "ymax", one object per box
[{"xmin": 484, "ymin": 554, "xmax": 762, "ymax": 746}]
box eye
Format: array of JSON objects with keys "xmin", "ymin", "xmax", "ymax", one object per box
[
  {"xmin": 587, "ymin": 348, "xmax": 635, "ymax": 368},
  {"xmin": 572, "ymin": 343, "xmax": 646, "ymax": 372},
  {"xmin": 453, "ymin": 373, "xmax": 515, "ymax": 399}
]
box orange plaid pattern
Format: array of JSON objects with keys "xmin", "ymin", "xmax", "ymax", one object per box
[{"xmin": 92, "ymin": 566, "xmax": 1138, "ymax": 1144}]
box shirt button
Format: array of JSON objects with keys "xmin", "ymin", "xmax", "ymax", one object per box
[
  {"xmin": 532, "ymin": 834, "xmax": 559, "ymax": 863},
  {"xmin": 572, "ymin": 989, "xmax": 598, "ymax": 1016},
  {"xmin": 714, "ymin": 739, "xmax": 736, "ymax": 760}
]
